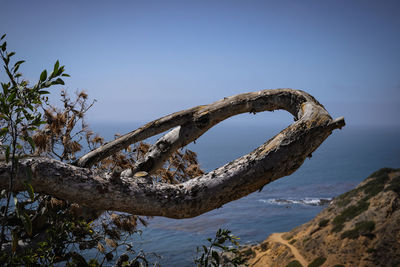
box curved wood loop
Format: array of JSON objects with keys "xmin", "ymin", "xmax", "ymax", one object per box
[{"xmin": 0, "ymin": 89, "xmax": 345, "ymax": 218}]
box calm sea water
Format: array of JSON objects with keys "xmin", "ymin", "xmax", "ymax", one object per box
[{"xmin": 90, "ymin": 121, "xmax": 400, "ymax": 266}]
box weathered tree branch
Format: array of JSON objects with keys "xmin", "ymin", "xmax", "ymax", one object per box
[{"xmin": 0, "ymin": 89, "xmax": 344, "ymax": 218}]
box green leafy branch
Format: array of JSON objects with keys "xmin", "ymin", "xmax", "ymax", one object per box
[
  {"xmin": 195, "ymin": 228, "xmax": 247, "ymax": 267},
  {"xmin": 0, "ymin": 33, "xmax": 69, "ymax": 252}
]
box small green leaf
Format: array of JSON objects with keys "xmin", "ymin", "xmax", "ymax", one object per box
[
  {"xmin": 53, "ymin": 78, "xmax": 64, "ymax": 85},
  {"xmin": 26, "ymin": 136, "xmax": 35, "ymax": 150},
  {"xmin": 0, "ymin": 34, "xmax": 5, "ymax": 40},
  {"xmin": 1, "ymin": 41, "xmax": 6, "ymax": 52},
  {"xmin": 0, "ymin": 127, "xmax": 8, "ymax": 136},
  {"xmin": 7, "ymin": 52, "xmax": 15, "ymax": 58},
  {"xmin": 56, "ymin": 66, "xmax": 64, "ymax": 76},
  {"xmin": 13, "ymin": 65, "xmax": 20, "ymax": 73},
  {"xmin": 13, "ymin": 60, "xmax": 25, "ymax": 73},
  {"xmin": 6, "ymin": 91, "xmax": 16, "ymax": 102},
  {"xmin": 217, "ymin": 237, "xmax": 226, "ymax": 244},
  {"xmin": 14, "ymin": 60, "xmax": 25, "ymax": 67},
  {"xmin": 2, "ymin": 82, "xmax": 9, "ymax": 93},
  {"xmin": 61, "ymin": 73, "xmax": 70, "ymax": 77},
  {"xmin": 40, "ymin": 69, "xmax": 47, "ymax": 82},
  {"xmin": 53, "ymin": 60, "xmax": 59, "ymax": 73}
]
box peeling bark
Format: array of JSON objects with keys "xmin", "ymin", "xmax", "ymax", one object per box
[{"xmin": 0, "ymin": 89, "xmax": 345, "ymax": 218}]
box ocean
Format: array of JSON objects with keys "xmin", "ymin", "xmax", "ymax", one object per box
[{"xmin": 90, "ymin": 120, "xmax": 400, "ymax": 266}]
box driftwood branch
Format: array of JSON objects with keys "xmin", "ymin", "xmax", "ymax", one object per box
[{"xmin": 0, "ymin": 89, "xmax": 345, "ymax": 218}]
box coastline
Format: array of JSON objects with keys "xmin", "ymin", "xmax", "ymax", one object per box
[{"xmin": 237, "ymin": 168, "xmax": 400, "ymax": 267}]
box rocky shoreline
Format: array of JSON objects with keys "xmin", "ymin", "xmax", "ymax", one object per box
[{"xmin": 236, "ymin": 168, "xmax": 400, "ymax": 267}]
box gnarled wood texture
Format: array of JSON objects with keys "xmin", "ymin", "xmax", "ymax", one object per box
[{"xmin": 0, "ymin": 89, "xmax": 344, "ymax": 218}]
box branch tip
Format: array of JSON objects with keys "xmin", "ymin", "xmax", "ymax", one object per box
[{"xmin": 329, "ymin": 116, "xmax": 346, "ymax": 130}]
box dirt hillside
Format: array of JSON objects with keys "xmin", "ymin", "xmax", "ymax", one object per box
[{"xmin": 240, "ymin": 168, "xmax": 400, "ymax": 267}]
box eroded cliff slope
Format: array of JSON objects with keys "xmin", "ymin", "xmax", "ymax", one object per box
[{"xmin": 241, "ymin": 168, "xmax": 400, "ymax": 267}]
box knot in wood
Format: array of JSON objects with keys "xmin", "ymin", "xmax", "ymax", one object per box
[
  {"xmin": 194, "ymin": 112, "xmax": 210, "ymax": 129},
  {"xmin": 157, "ymin": 140, "xmax": 170, "ymax": 153}
]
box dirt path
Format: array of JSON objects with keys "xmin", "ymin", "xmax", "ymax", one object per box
[{"xmin": 269, "ymin": 233, "xmax": 308, "ymax": 267}]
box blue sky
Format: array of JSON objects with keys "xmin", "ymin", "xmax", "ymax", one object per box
[{"xmin": 1, "ymin": 0, "xmax": 399, "ymax": 126}]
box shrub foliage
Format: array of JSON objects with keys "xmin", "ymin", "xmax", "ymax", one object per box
[{"xmin": 0, "ymin": 34, "xmax": 208, "ymax": 266}]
